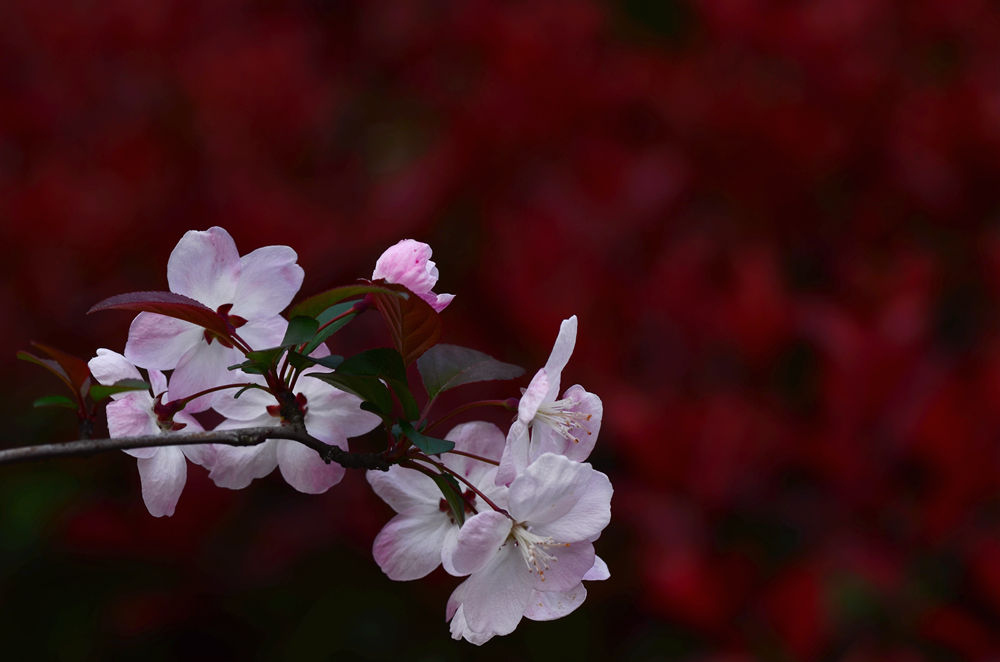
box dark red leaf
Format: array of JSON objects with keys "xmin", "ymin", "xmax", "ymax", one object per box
[
  {"xmin": 88, "ymin": 291, "xmax": 232, "ymax": 337},
  {"xmin": 287, "ymin": 283, "xmax": 403, "ymax": 320},
  {"xmin": 31, "ymin": 341, "xmax": 93, "ymax": 396},
  {"xmin": 371, "ymin": 281, "xmax": 441, "ymax": 365}
]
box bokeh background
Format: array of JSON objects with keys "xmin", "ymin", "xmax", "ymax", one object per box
[{"xmin": 3, "ymin": 0, "xmax": 1000, "ymax": 659}]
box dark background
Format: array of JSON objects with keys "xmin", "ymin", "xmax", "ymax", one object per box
[{"xmin": 3, "ymin": 0, "xmax": 1000, "ymax": 659}]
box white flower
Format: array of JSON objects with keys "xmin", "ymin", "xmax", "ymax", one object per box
[
  {"xmin": 372, "ymin": 239, "xmax": 454, "ymax": 312},
  {"xmin": 496, "ymin": 316, "xmax": 603, "ymax": 486},
  {"xmin": 208, "ymin": 351, "xmax": 381, "ymax": 494},
  {"xmin": 366, "ymin": 421, "xmax": 506, "ymax": 580},
  {"xmin": 124, "ymin": 226, "xmax": 303, "ymax": 410},
  {"xmin": 88, "ymin": 349, "xmax": 213, "ymax": 517},
  {"xmin": 443, "ymin": 453, "xmax": 612, "ymax": 641}
]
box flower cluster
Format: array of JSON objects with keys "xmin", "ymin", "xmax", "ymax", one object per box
[{"xmin": 40, "ymin": 226, "xmax": 612, "ymax": 644}]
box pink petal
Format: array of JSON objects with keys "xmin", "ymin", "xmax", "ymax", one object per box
[
  {"xmin": 136, "ymin": 446, "xmax": 187, "ymax": 517},
  {"xmin": 148, "ymin": 370, "xmax": 168, "ymax": 397},
  {"xmin": 366, "ymin": 465, "xmax": 441, "ymax": 513},
  {"xmin": 167, "ymin": 341, "xmax": 242, "ymax": 412},
  {"xmin": 584, "ymin": 555, "xmax": 610, "ymax": 581},
  {"xmin": 166, "ymin": 226, "xmax": 240, "ymax": 308},
  {"xmin": 209, "ymin": 437, "xmax": 279, "ymax": 489},
  {"xmin": 236, "ymin": 315, "xmax": 290, "ymax": 352},
  {"xmin": 372, "ymin": 509, "xmax": 454, "ymax": 580},
  {"xmin": 447, "ymin": 510, "xmax": 512, "ymax": 576},
  {"xmin": 124, "ymin": 312, "xmax": 202, "ymax": 371},
  {"xmin": 530, "ymin": 541, "xmax": 595, "ymax": 592},
  {"xmin": 524, "ymin": 584, "xmax": 587, "ymax": 622},
  {"xmin": 441, "ymin": 421, "xmax": 506, "ymax": 479},
  {"xmin": 441, "ymin": 525, "xmax": 462, "ymax": 576},
  {"xmin": 88, "ymin": 349, "xmax": 143, "ymax": 391},
  {"xmin": 107, "ymin": 394, "xmax": 157, "ymax": 441},
  {"xmin": 517, "ymin": 368, "xmax": 550, "ymax": 423},
  {"xmin": 560, "ymin": 385, "xmax": 602, "ymax": 462},
  {"xmin": 276, "ymin": 439, "xmax": 344, "ymax": 494},
  {"xmin": 541, "ymin": 315, "xmax": 577, "ymax": 400},
  {"xmin": 211, "ymin": 380, "xmax": 275, "ymax": 421},
  {"xmin": 448, "ymin": 604, "xmax": 496, "ymax": 645},
  {"xmin": 302, "ymin": 386, "xmax": 382, "ymax": 442},
  {"xmin": 458, "ymin": 544, "xmax": 534, "ymax": 637},
  {"xmin": 530, "ymin": 469, "xmax": 613, "ymax": 543},
  {"xmin": 231, "ymin": 245, "xmax": 304, "ymax": 319},
  {"xmin": 496, "ymin": 419, "xmax": 529, "ymax": 487},
  {"xmin": 507, "ymin": 453, "xmax": 595, "ymax": 526},
  {"xmin": 372, "ymin": 239, "xmax": 454, "ymax": 312}
]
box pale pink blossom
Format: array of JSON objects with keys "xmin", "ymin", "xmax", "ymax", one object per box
[
  {"xmin": 124, "ymin": 227, "xmax": 303, "ymax": 410},
  {"xmin": 366, "ymin": 421, "xmax": 506, "ymax": 580},
  {"xmin": 496, "ymin": 316, "xmax": 603, "ymax": 485},
  {"xmin": 88, "ymin": 349, "xmax": 213, "ymax": 517},
  {"xmin": 209, "ymin": 360, "xmax": 381, "ymax": 494},
  {"xmin": 372, "ymin": 239, "xmax": 454, "ymax": 312},
  {"xmin": 444, "ymin": 453, "xmax": 612, "ymax": 641}
]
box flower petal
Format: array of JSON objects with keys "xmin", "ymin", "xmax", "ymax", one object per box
[
  {"xmin": 168, "ymin": 342, "xmax": 242, "ymax": 412},
  {"xmin": 458, "ymin": 543, "xmax": 534, "ymax": 636},
  {"xmin": 541, "ymin": 315, "xmax": 577, "ymax": 399},
  {"xmin": 107, "ymin": 394, "xmax": 157, "ymax": 440},
  {"xmin": 231, "ymin": 245, "xmax": 304, "ymax": 319},
  {"xmin": 507, "ymin": 453, "xmax": 595, "ymax": 526},
  {"xmin": 366, "ymin": 465, "xmax": 441, "ymax": 513},
  {"xmin": 584, "ymin": 555, "xmax": 610, "ymax": 581},
  {"xmin": 166, "ymin": 226, "xmax": 240, "ymax": 307},
  {"xmin": 276, "ymin": 439, "xmax": 345, "ymax": 494},
  {"xmin": 496, "ymin": 419, "xmax": 530, "ymax": 487},
  {"xmin": 88, "ymin": 348, "xmax": 143, "ymax": 391},
  {"xmin": 524, "ymin": 584, "xmax": 587, "ymax": 622},
  {"xmin": 517, "ymin": 368, "xmax": 550, "ymax": 423},
  {"xmin": 442, "ymin": 421, "xmax": 506, "ymax": 479},
  {"xmin": 136, "ymin": 446, "xmax": 187, "ymax": 517},
  {"xmin": 124, "ymin": 312, "xmax": 202, "ymax": 371},
  {"xmin": 372, "ymin": 239, "xmax": 455, "ymax": 314},
  {"xmin": 447, "ymin": 510, "xmax": 512, "ymax": 576},
  {"xmin": 209, "ymin": 437, "xmax": 279, "ymax": 489},
  {"xmin": 530, "ymin": 468, "xmax": 612, "ymax": 543},
  {"xmin": 372, "ymin": 509, "xmax": 454, "ymax": 580},
  {"xmin": 531, "ymin": 541, "xmax": 595, "ymax": 592},
  {"xmin": 448, "ymin": 604, "xmax": 496, "ymax": 645}
]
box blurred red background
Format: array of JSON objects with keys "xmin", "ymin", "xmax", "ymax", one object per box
[{"xmin": 3, "ymin": 0, "xmax": 1000, "ymax": 659}]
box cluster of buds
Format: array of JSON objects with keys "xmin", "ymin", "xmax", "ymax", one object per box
[{"xmin": 17, "ymin": 227, "xmax": 611, "ymax": 644}]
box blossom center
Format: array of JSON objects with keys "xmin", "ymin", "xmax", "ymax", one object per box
[
  {"xmin": 534, "ymin": 397, "xmax": 593, "ymax": 444},
  {"xmin": 510, "ymin": 525, "xmax": 560, "ymax": 581}
]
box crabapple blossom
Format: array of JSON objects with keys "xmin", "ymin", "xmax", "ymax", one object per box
[
  {"xmin": 87, "ymin": 348, "xmax": 213, "ymax": 517},
  {"xmin": 444, "ymin": 453, "xmax": 612, "ymax": 641},
  {"xmin": 372, "ymin": 239, "xmax": 454, "ymax": 312},
  {"xmin": 497, "ymin": 315, "xmax": 603, "ymax": 486},
  {"xmin": 366, "ymin": 421, "xmax": 506, "ymax": 580},
  {"xmin": 209, "ymin": 361, "xmax": 381, "ymax": 494},
  {"xmin": 124, "ymin": 226, "xmax": 302, "ymax": 410}
]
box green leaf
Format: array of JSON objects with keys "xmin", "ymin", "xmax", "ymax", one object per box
[
  {"xmin": 429, "ymin": 472, "xmax": 467, "ymax": 526},
  {"xmin": 397, "ymin": 420, "xmax": 454, "ymax": 454},
  {"xmin": 88, "ymin": 379, "xmax": 150, "ymax": 402},
  {"xmin": 33, "ymin": 395, "xmax": 78, "ymax": 410},
  {"xmin": 228, "ymin": 347, "xmax": 285, "ymax": 375},
  {"xmin": 286, "ymin": 352, "xmax": 344, "ymax": 371},
  {"xmin": 417, "ymin": 344, "xmax": 525, "ymax": 400},
  {"xmin": 288, "ymin": 284, "xmax": 406, "ymax": 320},
  {"xmin": 308, "ymin": 372, "xmax": 394, "ymax": 418},
  {"xmin": 300, "ymin": 301, "xmax": 359, "ymax": 355},
  {"xmin": 371, "ymin": 281, "xmax": 441, "ymax": 365},
  {"xmin": 337, "ymin": 348, "xmax": 418, "ymax": 420},
  {"xmin": 281, "ymin": 316, "xmax": 320, "ymax": 348}
]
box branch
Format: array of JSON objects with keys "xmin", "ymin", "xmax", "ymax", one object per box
[{"xmin": 0, "ymin": 424, "xmax": 393, "ymax": 471}]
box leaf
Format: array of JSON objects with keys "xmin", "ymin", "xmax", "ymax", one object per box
[
  {"xmin": 89, "ymin": 379, "xmax": 149, "ymax": 402},
  {"xmin": 397, "ymin": 420, "xmax": 454, "ymax": 455},
  {"xmin": 286, "ymin": 353, "xmax": 344, "ymax": 371},
  {"xmin": 417, "ymin": 344, "xmax": 525, "ymax": 400},
  {"xmin": 337, "ymin": 349, "xmax": 418, "ymax": 420},
  {"xmin": 88, "ymin": 291, "xmax": 232, "ymax": 337},
  {"xmin": 33, "ymin": 395, "xmax": 78, "ymax": 410},
  {"xmin": 371, "ymin": 281, "xmax": 442, "ymax": 365},
  {"xmin": 308, "ymin": 372, "xmax": 394, "ymax": 418},
  {"xmin": 228, "ymin": 347, "xmax": 285, "ymax": 375},
  {"xmin": 429, "ymin": 472, "xmax": 467, "ymax": 526},
  {"xmin": 281, "ymin": 316, "xmax": 320, "ymax": 348},
  {"xmin": 288, "ymin": 284, "xmax": 406, "ymax": 320},
  {"xmin": 300, "ymin": 301, "xmax": 359, "ymax": 355},
  {"xmin": 31, "ymin": 342, "xmax": 92, "ymax": 397}
]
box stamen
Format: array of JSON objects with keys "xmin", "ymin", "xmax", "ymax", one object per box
[
  {"xmin": 510, "ymin": 525, "xmax": 561, "ymax": 581},
  {"xmin": 533, "ymin": 397, "xmax": 593, "ymax": 443}
]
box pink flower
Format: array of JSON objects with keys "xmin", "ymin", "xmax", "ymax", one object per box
[
  {"xmin": 208, "ymin": 346, "xmax": 381, "ymax": 494},
  {"xmin": 124, "ymin": 227, "xmax": 303, "ymax": 410},
  {"xmin": 366, "ymin": 421, "xmax": 506, "ymax": 580},
  {"xmin": 497, "ymin": 315, "xmax": 603, "ymax": 485},
  {"xmin": 88, "ymin": 349, "xmax": 213, "ymax": 517},
  {"xmin": 443, "ymin": 453, "xmax": 612, "ymax": 641},
  {"xmin": 372, "ymin": 239, "xmax": 454, "ymax": 312}
]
